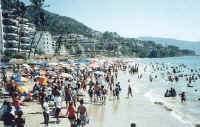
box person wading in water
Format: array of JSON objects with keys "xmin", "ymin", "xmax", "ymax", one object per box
[{"xmin": 127, "ymin": 80, "xmax": 133, "ymax": 98}]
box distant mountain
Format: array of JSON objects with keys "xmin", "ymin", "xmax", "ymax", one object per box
[{"xmin": 138, "ymin": 37, "xmax": 200, "ymax": 55}]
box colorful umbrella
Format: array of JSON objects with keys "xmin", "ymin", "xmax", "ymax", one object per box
[
  {"xmin": 13, "ymin": 81, "xmax": 31, "ymax": 97},
  {"xmin": 14, "ymin": 77, "xmax": 29, "ymax": 82},
  {"xmin": 38, "ymin": 77, "xmax": 48, "ymax": 86}
]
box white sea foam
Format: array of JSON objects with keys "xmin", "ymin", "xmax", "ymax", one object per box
[{"xmin": 144, "ymin": 90, "xmax": 194, "ymax": 126}]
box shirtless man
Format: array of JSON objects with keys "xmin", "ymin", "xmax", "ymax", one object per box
[{"xmin": 78, "ymin": 100, "xmax": 88, "ymax": 127}]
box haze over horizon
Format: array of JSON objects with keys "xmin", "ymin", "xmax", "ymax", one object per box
[{"xmin": 24, "ymin": 0, "xmax": 200, "ymax": 42}]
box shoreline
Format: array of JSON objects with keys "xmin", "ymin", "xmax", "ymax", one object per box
[{"xmin": 0, "ymin": 56, "xmax": 199, "ymax": 127}]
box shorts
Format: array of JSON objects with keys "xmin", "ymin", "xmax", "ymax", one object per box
[
  {"xmin": 55, "ymin": 108, "xmax": 61, "ymax": 116},
  {"xmin": 66, "ymin": 95, "xmax": 71, "ymax": 102},
  {"xmin": 68, "ymin": 116, "xmax": 76, "ymax": 121},
  {"xmin": 80, "ymin": 114, "xmax": 86, "ymax": 123}
]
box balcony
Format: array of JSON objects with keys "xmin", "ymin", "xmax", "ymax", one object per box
[
  {"xmin": 4, "ymin": 49, "xmax": 18, "ymax": 55},
  {"xmin": 20, "ymin": 43, "xmax": 30, "ymax": 46},
  {"xmin": 4, "ymin": 43, "xmax": 18, "ymax": 48},
  {"xmin": 17, "ymin": 17, "xmax": 29, "ymax": 22},
  {"xmin": 21, "ymin": 37, "xmax": 30, "ymax": 41},
  {"xmin": 3, "ymin": 18, "xmax": 18, "ymax": 24},
  {"xmin": 4, "ymin": 34, "xmax": 19, "ymax": 41},
  {"xmin": 3, "ymin": 25, "xmax": 18, "ymax": 30},
  {"xmin": 6, "ymin": 40, "xmax": 18, "ymax": 44},
  {"xmin": 5, "ymin": 33, "xmax": 18, "ymax": 37},
  {"xmin": 2, "ymin": 12, "xmax": 17, "ymax": 19},
  {"xmin": 3, "ymin": 20, "xmax": 18, "ymax": 26},
  {"xmin": 3, "ymin": 27, "xmax": 18, "ymax": 33}
]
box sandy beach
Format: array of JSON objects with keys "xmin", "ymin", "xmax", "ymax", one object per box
[{"xmin": 0, "ymin": 65, "xmax": 194, "ymax": 127}]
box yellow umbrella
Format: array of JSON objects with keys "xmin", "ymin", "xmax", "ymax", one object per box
[{"xmin": 61, "ymin": 73, "xmax": 73, "ymax": 78}]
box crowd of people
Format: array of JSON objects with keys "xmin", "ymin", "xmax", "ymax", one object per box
[
  {"xmin": 0, "ymin": 59, "xmax": 134, "ymax": 127},
  {"xmin": 150, "ymin": 63, "xmax": 200, "ymax": 102}
]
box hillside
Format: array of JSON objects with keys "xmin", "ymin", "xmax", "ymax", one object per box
[
  {"xmin": 26, "ymin": 6, "xmax": 96, "ymax": 37},
  {"xmin": 138, "ymin": 37, "xmax": 200, "ymax": 55},
  {"xmin": 20, "ymin": 6, "xmax": 199, "ymax": 57}
]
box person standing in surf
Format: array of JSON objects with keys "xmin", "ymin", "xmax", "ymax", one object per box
[
  {"xmin": 179, "ymin": 92, "xmax": 186, "ymax": 103},
  {"xmin": 128, "ymin": 80, "xmax": 133, "ymax": 98}
]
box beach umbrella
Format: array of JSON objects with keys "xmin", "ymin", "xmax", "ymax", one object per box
[
  {"xmin": 38, "ymin": 77, "xmax": 48, "ymax": 86},
  {"xmin": 13, "ymin": 81, "xmax": 31, "ymax": 97},
  {"xmin": 89, "ymin": 64, "xmax": 99, "ymax": 69},
  {"xmin": 61, "ymin": 73, "xmax": 73, "ymax": 78},
  {"xmin": 93, "ymin": 71, "xmax": 104, "ymax": 75},
  {"xmin": 49, "ymin": 71, "xmax": 56, "ymax": 76},
  {"xmin": 6, "ymin": 71, "xmax": 13, "ymax": 76},
  {"xmin": 14, "ymin": 76, "xmax": 29, "ymax": 82},
  {"xmin": 70, "ymin": 64, "xmax": 76, "ymax": 68},
  {"xmin": 22, "ymin": 64, "xmax": 30, "ymax": 69},
  {"xmin": 40, "ymin": 71, "xmax": 46, "ymax": 75},
  {"xmin": 64, "ymin": 60, "xmax": 73, "ymax": 64},
  {"xmin": 74, "ymin": 62, "xmax": 81, "ymax": 66},
  {"xmin": 39, "ymin": 61, "xmax": 48, "ymax": 67}
]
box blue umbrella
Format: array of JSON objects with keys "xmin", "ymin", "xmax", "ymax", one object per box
[
  {"xmin": 64, "ymin": 60, "xmax": 73, "ymax": 64},
  {"xmin": 74, "ymin": 62, "xmax": 81, "ymax": 66},
  {"xmin": 39, "ymin": 62, "xmax": 48, "ymax": 67},
  {"xmin": 50, "ymin": 71, "xmax": 56, "ymax": 76}
]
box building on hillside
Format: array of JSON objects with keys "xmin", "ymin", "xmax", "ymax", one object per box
[
  {"xmin": 52, "ymin": 35, "xmax": 69, "ymax": 56},
  {"xmin": 36, "ymin": 31, "xmax": 55, "ymax": 55},
  {"xmin": 59, "ymin": 44, "xmax": 68, "ymax": 55}
]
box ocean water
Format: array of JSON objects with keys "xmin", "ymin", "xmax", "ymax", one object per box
[{"xmin": 133, "ymin": 56, "xmax": 200, "ymax": 125}]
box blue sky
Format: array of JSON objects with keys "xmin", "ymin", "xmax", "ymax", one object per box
[{"xmin": 23, "ymin": 0, "xmax": 200, "ymax": 41}]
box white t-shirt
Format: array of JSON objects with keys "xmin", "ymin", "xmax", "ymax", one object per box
[
  {"xmin": 54, "ymin": 96, "xmax": 62, "ymax": 108},
  {"xmin": 43, "ymin": 102, "xmax": 49, "ymax": 113},
  {"xmin": 47, "ymin": 87, "xmax": 52, "ymax": 95}
]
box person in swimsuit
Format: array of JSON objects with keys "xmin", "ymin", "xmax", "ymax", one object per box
[
  {"xmin": 78, "ymin": 100, "xmax": 88, "ymax": 127},
  {"xmin": 67, "ymin": 102, "xmax": 76, "ymax": 127}
]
